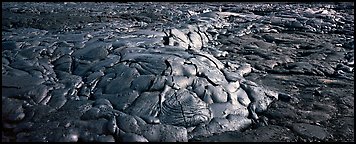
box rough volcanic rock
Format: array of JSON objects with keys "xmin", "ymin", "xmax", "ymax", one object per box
[{"xmin": 2, "ymin": 2, "xmax": 354, "ymax": 142}]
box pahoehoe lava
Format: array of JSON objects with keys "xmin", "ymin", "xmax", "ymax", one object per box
[{"xmin": 2, "ymin": 2, "xmax": 354, "ymax": 142}]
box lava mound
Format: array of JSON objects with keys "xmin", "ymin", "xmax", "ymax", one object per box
[{"xmin": 0, "ymin": 2, "xmax": 304, "ymax": 142}]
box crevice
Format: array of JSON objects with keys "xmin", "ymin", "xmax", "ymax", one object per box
[
  {"xmin": 146, "ymin": 77, "xmax": 156, "ymax": 92},
  {"xmin": 196, "ymin": 28, "xmax": 207, "ymax": 48},
  {"xmin": 138, "ymin": 62, "xmax": 158, "ymax": 75},
  {"xmin": 164, "ymin": 59, "xmax": 173, "ymax": 76},
  {"xmin": 194, "ymin": 53, "xmax": 221, "ymax": 70},
  {"xmin": 175, "ymin": 91, "xmax": 188, "ymax": 127},
  {"xmin": 163, "ymin": 36, "xmax": 170, "ymax": 45},
  {"xmin": 200, "ymin": 74, "xmax": 219, "ymax": 87},
  {"xmin": 70, "ymin": 57, "xmax": 76, "ymax": 74}
]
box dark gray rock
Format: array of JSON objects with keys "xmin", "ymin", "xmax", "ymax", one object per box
[
  {"xmin": 81, "ymin": 107, "xmax": 101, "ymax": 120},
  {"xmin": 2, "ymin": 97, "xmax": 25, "ymax": 122},
  {"xmin": 3, "ymin": 41, "xmax": 18, "ymax": 50},
  {"xmin": 121, "ymin": 133, "xmax": 149, "ymax": 142},
  {"xmin": 73, "ymin": 118, "xmax": 109, "ymax": 135},
  {"xmin": 7, "ymin": 2, "xmax": 353, "ymax": 142},
  {"xmin": 95, "ymin": 135, "xmax": 115, "ymax": 142},
  {"xmin": 56, "ymin": 71, "xmax": 83, "ymax": 88},
  {"xmin": 130, "ymin": 75, "xmax": 156, "ymax": 92},
  {"xmin": 189, "ymin": 115, "xmax": 252, "ymax": 139},
  {"xmin": 141, "ymin": 115, "xmax": 160, "ymax": 124},
  {"xmin": 72, "ymin": 42, "xmax": 110, "ymax": 61},
  {"xmin": 193, "ymin": 124, "xmax": 297, "ymax": 142},
  {"xmin": 53, "ymin": 55, "xmax": 72, "ymax": 72},
  {"xmin": 103, "ymin": 90, "xmax": 139, "ymax": 111},
  {"xmin": 13, "ymin": 122, "xmax": 34, "ymax": 133},
  {"xmin": 116, "ymin": 113, "xmax": 141, "ymax": 134},
  {"xmin": 27, "ymin": 84, "xmax": 50, "ymax": 104},
  {"xmin": 94, "ymin": 98, "xmax": 113, "ymax": 109},
  {"xmin": 27, "ymin": 105, "xmax": 55, "ymax": 122},
  {"xmin": 291, "ymin": 123, "xmax": 329, "ymax": 140},
  {"xmin": 159, "ymin": 89, "xmax": 212, "ymax": 127},
  {"xmin": 72, "ymin": 59, "xmax": 93, "ymax": 76},
  {"xmin": 106, "ymin": 116, "xmax": 118, "ymax": 134},
  {"xmin": 105, "ymin": 65, "xmax": 139, "ymax": 94},
  {"xmin": 53, "ymin": 46, "xmax": 73, "ymax": 57},
  {"xmin": 85, "ymin": 71, "xmax": 104, "ymax": 85},
  {"xmin": 210, "ymin": 102, "xmax": 248, "ymax": 118},
  {"xmin": 124, "ymin": 91, "xmax": 160, "ymax": 117},
  {"xmin": 2, "ymin": 74, "xmax": 45, "ymax": 88},
  {"xmin": 141, "ymin": 124, "xmax": 188, "ymax": 142},
  {"xmin": 240, "ymin": 80, "xmax": 278, "ymax": 115},
  {"xmin": 90, "ymin": 54, "xmax": 121, "ymax": 71},
  {"xmin": 47, "ymin": 90, "xmax": 68, "ymax": 110},
  {"xmin": 78, "ymin": 85, "xmax": 90, "ymax": 97},
  {"xmin": 17, "ymin": 46, "xmax": 46, "ymax": 59}
]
